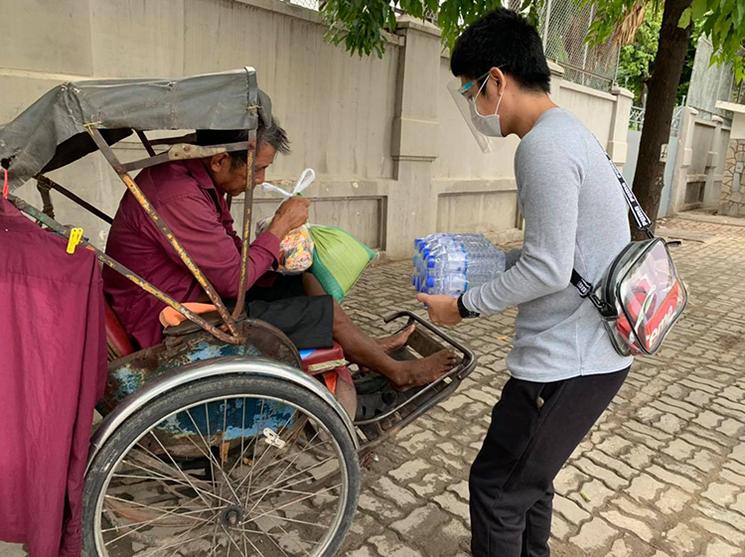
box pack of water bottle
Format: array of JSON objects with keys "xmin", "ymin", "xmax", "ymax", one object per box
[{"xmin": 412, "ymin": 233, "xmax": 506, "ymax": 296}]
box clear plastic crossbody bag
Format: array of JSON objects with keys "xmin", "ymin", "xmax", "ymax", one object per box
[{"xmin": 571, "ymin": 150, "xmax": 688, "ymax": 357}]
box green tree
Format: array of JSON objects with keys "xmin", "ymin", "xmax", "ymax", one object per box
[
  {"xmin": 616, "ymin": 7, "xmax": 662, "ymax": 104},
  {"xmin": 319, "ymin": 0, "xmax": 745, "ymax": 234}
]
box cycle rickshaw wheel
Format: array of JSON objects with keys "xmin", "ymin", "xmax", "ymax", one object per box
[{"xmin": 83, "ymin": 375, "xmax": 360, "ymax": 556}]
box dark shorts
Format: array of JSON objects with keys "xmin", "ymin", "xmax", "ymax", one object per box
[{"xmin": 247, "ymin": 274, "xmax": 334, "ymax": 350}]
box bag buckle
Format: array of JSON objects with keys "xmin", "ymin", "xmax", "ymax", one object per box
[{"xmin": 589, "ymin": 294, "xmax": 617, "ymax": 319}]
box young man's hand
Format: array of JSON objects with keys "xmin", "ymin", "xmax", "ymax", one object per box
[
  {"xmin": 268, "ymin": 197, "xmax": 311, "ymax": 239},
  {"xmin": 416, "ymin": 293, "xmax": 462, "ymax": 326}
]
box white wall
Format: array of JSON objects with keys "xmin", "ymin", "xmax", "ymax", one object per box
[{"xmin": 1, "ymin": 0, "xmax": 632, "ymax": 258}]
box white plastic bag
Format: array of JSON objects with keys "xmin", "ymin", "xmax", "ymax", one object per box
[{"xmin": 255, "ymin": 169, "xmax": 316, "ymax": 274}]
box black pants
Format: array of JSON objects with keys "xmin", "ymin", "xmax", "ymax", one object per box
[{"xmin": 469, "ymin": 368, "xmax": 629, "ymax": 557}]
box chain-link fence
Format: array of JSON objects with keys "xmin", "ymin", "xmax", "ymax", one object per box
[
  {"xmin": 537, "ymin": 0, "xmax": 619, "ymax": 91},
  {"xmin": 686, "ymin": 36, "xmax": 736, "ymax": 125},
  {"xmin": 282, "ymin": 0, "xmax": 619, "ymax": 91}
]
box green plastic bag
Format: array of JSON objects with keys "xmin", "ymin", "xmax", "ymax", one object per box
[{"xmin": 309, "ymin": 225, "xmax": 377, "ymax": 302}]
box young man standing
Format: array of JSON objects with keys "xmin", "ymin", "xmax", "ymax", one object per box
[{"xmin": 417, "ymin": 8, "xmax": 633, "ymax": 556}]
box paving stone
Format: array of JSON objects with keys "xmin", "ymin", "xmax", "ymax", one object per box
[
  {"xmin": 693, "ymin": 410, "xmax": 725, "ymax": 429},
  {"xmin": 551, "ymin": 514, "xmax": 573, "ymax": 541},
  {"xmin": 701, "ymin": 481, "xmax": 738, "ymax": 507},
  {"xmin": 437, "ymin": 394, "xmax": 471, "ymax": 413},
  {"xmin": 720, "ymin": 467, "xmax": 745, "ymax": 489},
  {"xmin": 346, "ymin": 546, "xmax": 378, "ymax": 557},
  {"xmin": 646, "ymin": 464, "xmax": 700, "ymax": 493},
  {"xmin": 554, "ymin": 465, "xmax": 588, "ymax": 495},
  {"xmin": 388, "ymin": 458, "xmax": 430, "ymax": 482},
  {"xmin": 571, "ymin": 479, "xmax": 614, "ymax": 511},
  {"xmin": 368, "ymin": 532, "xmax": 423, "ymax": 557},
  {"xmin": 434, "ymin": 492, "xmax": 469, "ymax": 519},
  {"xmin": 731, "ymin": 442, "xmax": 745, "ymax": 465},
  {"xmin": 732, "ymin": 492, "xmax": 745, "ymax": 516},
  {"xmin": 695, "ymin": 500, "xmax": 745, "ymax": 535},
  {"xmin": 341, "ymin": 221, "xmax": 745, "ymax": 557},
  {"xmin": 389, "ymin": 503, "xmax": 449, "ymax": 540},
  {"xmin": 569, "ymin": 517, "xmax": 618, "ymax": 551},
  {"xmin": 409, "ymin": 471, "xmax": 453, "ymax": 497},
  {"xmin": 553, "ymin": 495, "xmax": 591, "ymax": 525},
  {"xmin": 625, "ymin": 444, "xmax": 657, "ymax": 470},
  {"xmin": 608, "ymin": 538, "xmax": 633, "ymax": 557},
  {"xmin": 628, "ymin": 474, "xmax": 666, "ymax": 503},
  {"xmin": 358, "ymin": 492, "xmax": 405, "ymax": 521},
  {"xmin": 688, "ymin": 449, "xmax": 719, "ymax": 473},
  {"xmin": 656, "ymin": 486, "xmax": 692, "ymax": 514},
  {"xmin": 692, "ymin": 517, "xmax": 745, "ymax": 547},
  {"xmin": 398, "ymin": 430, "xmax": 439, "ymax": 454},
  {"xmin": 613, "ymin": 495, "xmax": 660, "ymax": 520},
  {"xmin": 703, "ymin": 540, "xmax": 742, "ymax": 557},
  {"xmin": 662, "ymin": 438, "xmax": 697, "ymax": 460},
  {"xmin": 717, "ymin": 418, "xmax": 744, "ymax": 437},
  {"xmin": 574, "ymin": 457, "xmax": 628, "ymax": 490},
  {"xmin": 662, "ymin": 523, "xmax": 700, "ymax": 555},
  {"xmin": 601, "ymin": 510, "xmax": 654, "ymax": 542},
  {"xmin": 370, "ymin": 476, "xmax": 418, "ymax": 508}
]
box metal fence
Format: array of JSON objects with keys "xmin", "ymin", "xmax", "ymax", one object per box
[
  {"xmin": 629, "ymin": 106, "xmax": 645, "ymax": 130},
  {"xmin": 282, "ymin": 0, "xmax": 620, "ymax": 91},
  {"xmin": 687, "ymin": 35, "xmax": 735, "ymax": 124},
  {"xmin": 538, "ymin": 0, "xmax": 619, "ymax": 91}
]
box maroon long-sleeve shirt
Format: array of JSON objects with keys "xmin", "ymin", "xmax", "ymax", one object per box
[{"xmin": 103, "ymin": 159, "xmax": 280, "ymax": 348}]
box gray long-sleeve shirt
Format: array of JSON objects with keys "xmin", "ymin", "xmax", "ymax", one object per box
[{"xmin": 463, "ymin": 108, "xmax": 633, "ymax": 381}]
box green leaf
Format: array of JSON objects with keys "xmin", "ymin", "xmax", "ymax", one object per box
[
  {"xmin": 690, "ymin": 0, "xmax": 708, "ymax": 20},
  {"xmin": 678, "ymin": 7, "xmax": 692, "ymax": 28}
]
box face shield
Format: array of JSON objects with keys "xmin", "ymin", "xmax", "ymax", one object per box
[{"xmin": 446, "ymin": 73, "xmax": 499, "ymax": 153}]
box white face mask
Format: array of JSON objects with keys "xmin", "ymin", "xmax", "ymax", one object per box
[{"xmin": 470, "ymin": 76, "xmax": 505, "ymax": 138}]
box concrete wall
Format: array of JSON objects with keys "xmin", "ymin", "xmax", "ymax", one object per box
[
  {"xmin": 667, "ymin": 107, "xmax": 730, "ymax": 214},
  {"xmin": 2, "ymin": 0, "xmax": 633, "ymax": 258}
]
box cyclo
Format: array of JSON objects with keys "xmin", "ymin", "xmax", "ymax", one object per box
[{"xmin": 1, "ymin": 68, "xmax": 476, "ymax": 556}]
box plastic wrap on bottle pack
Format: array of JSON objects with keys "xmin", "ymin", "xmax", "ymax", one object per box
[{"xmin": 411, "ymin": 233, "xmax": 506, "ymax": 296}]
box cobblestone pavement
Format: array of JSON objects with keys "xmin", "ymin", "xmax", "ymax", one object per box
[
  {"xmin": 1, "ymin": 216, "xmax": 743, "ymax": 557},
  {"xmin": 338, "ymin": 216, "xmax": 745, "ymax": 557}
]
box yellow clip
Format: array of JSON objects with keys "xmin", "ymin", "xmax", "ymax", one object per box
[{"xmin": 66, "ymin": 227, "xmax": 84, "ymax": 254}]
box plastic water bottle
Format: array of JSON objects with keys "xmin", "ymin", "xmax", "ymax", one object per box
[
  {"xmin": 412, "ymin": 233, "xmax": 506, "ymax": 295},
  {"xmin": 425, "ymin": 274, "xmax": 469, "ymax": 296}
]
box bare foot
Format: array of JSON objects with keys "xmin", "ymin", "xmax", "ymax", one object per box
[
  {"xmin": 388, "ymin": 349, "xmax": 459, "ymax": 389},
  {"xmin": 377, "ymin": 324, "xmax": 416, "ymax": 353}
]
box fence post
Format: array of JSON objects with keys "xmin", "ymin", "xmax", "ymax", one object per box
[
  {"xmin": 608, "ymin": 86, "xmax": 634, "ymax": 170},
  {"xmin": 670, "ymin": 107, "xmax": 698, "ymax": 214},
  {"xmin": 547, "ymin": 60, "xmax": 565, "ymax": 100},
  {"xmin": 387, "ymin": 16, "xmax": 441, "ymax": 258},
  {"xmin": 703, "ymin": 115, "xmax": 725, "ymax": 208}
]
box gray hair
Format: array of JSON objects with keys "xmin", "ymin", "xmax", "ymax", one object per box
[{"xmin": 195, "ymin": 118, "xmax": 291, "ymax": 162}]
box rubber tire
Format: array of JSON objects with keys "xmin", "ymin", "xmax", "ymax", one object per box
[{"xmin": 82, "ymin": 375, "xmax": 361, "ymax": 557}]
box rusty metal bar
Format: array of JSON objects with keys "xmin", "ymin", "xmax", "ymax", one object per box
[
  {"xmin": 36, "ymin": 175, "xmax": 113, "ymax": 224},
  {"xmin": 231, "ymin": 133, "xmax": 257, "ymax": 320},
  {"xmin": 36, "ymin": 180, "xmax": 55, "ymax": 219},
  {"xmin": 85, "ymin": 124, "xmax": 240, "ymax": 339},
  {"xmin": 136, "ymin": 130, "xmax": 157, "ymax": 157},
  {"xmin": 232, "ymin": 69, "xmax": 261, "ymax": 320},
  {"xmin": 7, "ymin": 194, "xmax": 242, "ymax": 345},
  {"xmin": 119, "ymin": 141, "xmax": 250, "ymax": 173}
]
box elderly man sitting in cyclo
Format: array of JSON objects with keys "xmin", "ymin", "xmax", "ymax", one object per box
[{"xmin": 103, "ymin": 120, "xmax": 455, "ymax": 388}]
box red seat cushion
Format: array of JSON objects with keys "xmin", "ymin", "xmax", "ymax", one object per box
[
  {"xmin": 299, "ymin": 343, "xmax": 346, "ymax": 374},
  {"xmin": 104, "ymin": 301, "xmax": 136, "ymax": 360}
]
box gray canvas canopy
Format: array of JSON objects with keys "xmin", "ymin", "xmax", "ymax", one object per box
[{"xmin": 0, "ymin": 67, "xmax": 271, "ymax": 191}]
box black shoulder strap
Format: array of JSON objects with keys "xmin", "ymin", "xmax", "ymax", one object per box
[
  {"xmin": 599, "ymin": 149, "xmax": 653, "ymax": 231},
  {"xmin": 571, "ymin": 141, "xmax": 654, "ymax": 301}
]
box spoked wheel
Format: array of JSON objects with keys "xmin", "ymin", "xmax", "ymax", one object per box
[{"xmin": 83, "ymin": 376, "xmax": 360, "ymax": 557}]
